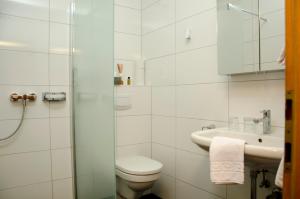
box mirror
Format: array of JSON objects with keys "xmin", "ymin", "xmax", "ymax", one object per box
[{"xmin": 217, "ymin": 0, "xmax": 285, "ymax": 75}]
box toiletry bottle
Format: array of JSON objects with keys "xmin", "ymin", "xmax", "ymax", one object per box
[
  {"xmin": 127, "ymin": 77, "xmax": 131, "ymax": 85},
  {"xmin": 117, "ymin": 64, "xmax": 124, "ymax": 85}
]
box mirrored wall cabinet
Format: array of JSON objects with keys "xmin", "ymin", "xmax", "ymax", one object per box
[{"xmin": 217, "ymin": 0, "xmax": 285, "ymax": 75}]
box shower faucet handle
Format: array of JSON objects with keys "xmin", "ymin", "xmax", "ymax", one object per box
[
  {"xmin": 23, "ymin": 93, "xmax": 37, "ymax": 101},
  {"xmin": 10, "ymin": 93, "xmax": 23, "ymax": 101},
  {"xmin": 10, "ymin": 93, "xmax": 37, "ymax": 102}
]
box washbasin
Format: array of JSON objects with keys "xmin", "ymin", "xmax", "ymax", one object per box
[{"xmin": 191, "ymin": 128, "xmax": 284, "ymax": 169}]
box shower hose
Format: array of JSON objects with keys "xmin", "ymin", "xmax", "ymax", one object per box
[{"xmin": 0, "ymin": 99, "xmax": 26, "ymax": 142}]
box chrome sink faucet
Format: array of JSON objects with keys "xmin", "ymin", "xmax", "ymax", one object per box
[
  {"xmin": 202, "ymin": 124, "xmax": 216, "ymax": 130},
  {"xmin": 253, "ymin": 110, "xmax": 271, "ymax": 134}
]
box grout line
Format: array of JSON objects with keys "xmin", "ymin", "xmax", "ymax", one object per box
[
  {"xmin": 141, "ymin": 0, "xmax": 161, "ymax": 11},
  {"xmin": 142, "ymin": 75, "xmax": 284, "ymax": 86},
  {"xmin": 151, "ymin": 114, "xmax": 285, "ymax": 128},
  {"xmin": 175, "ymin": 178, "xmax": 225, "ymax": 199},
  {"xmin": 0, "ymin": 116, "xmax": 71, "ymax": 122},
  {"xmin": 0, "ymin": 48, "xmax": 70, "ymax": 56},
  {"xmin": 0, "ymin": 117, "xmax": 49, "ymax": 122},
  {"xmin": 114, "ymin": 58, "xmax": 137, "ymax": 62},
  {"xmin": 260, "ymin": 8, "xmax": 285, "ymax": 16},
  {"xmin": 0, "ymin": 177, "xmax": 74, "ymax": 192},
  {"xmin": 114, "ymin": 58, "xmax": 140, "ymax": 62},
  {"xmin": 175, "ymin": 43, "xmax": 217, "ymax": 55},
  {"xmin": 149, "ymin": 81, "xmax": 229, "ymax": 87},
  {"xmin": 49, "ymin": 20, "xmax": 70, "ymax": 25},
  {"xmin": 145, "ymin": 43, "xmax": 217, "ymax": 61},
  {"xmin": 0, "ymin": 12, "xmax": 70, "ymax": 25},
  {"xmin": 117, "ymin": 142, "xmax": 152, "ymax": 148},
  {"xmin": 140, "ymin": 0, "xmax": 153, "ymax": 161},
  {"xmin": 115, "ymin": 85, "xmax": 151, "ymax": 89},
  {"xmin": 175, "ymin": 7, "xmax": 217, "ymax": 23},
  {"xmin": 52, "ymin": 177, "xmax": 73, "ymax": 183},
  {"xmin": 174, "ymin": 2, "xmax": 178, "ymax": 197},
  {"xmin": 0, "ymin": 12, "xmax": 46, "ymax": 23},
  {"xmin": 150, "ymin": 87, "xmax": 153, "ymax": 158},
  {"xmin": 0, "ymin": 83, "xmax": 74, "ymax": 87},
  {"xmin": 135, "ymin": 40, "xmax": 285, "ymax": 68},
  {"xmin": 0, "ymin": 48, "xmax": 48, "ymax": 55},
  {"xmin": 261, "ymin": 60, "xmax": 285, "ymax": 64},
  {"xmin": 152, "ymin": 141, "xmax": 207, "ymax": 157},
  {"xmin": 142, "ymin": 22, "xmax": 176, "ymax": 36},
  {"xmin": 229, "ymin": 77, "xmax": 285, "ymax": 83},
  {"xmin": 140, "ymin": 1, "xmax": 143, "ymax": 60},
  {"xmin": 51, "ymin": 146, "xmax": 73, "ymax": 151},
  {"xmin": 227, "ymin": 76, "xmax": 230, "ymax": 127},
  {"xmin": 143, "ymin": 52, "xmax": 174, "ymax": 61},
  {"xmin": 116, "ymin": 114, "xmax": 151, "ymax": 118},
  {"xmin": 142, "ymin": 7, "xmax": 216, "ymax": 36},
  {"xmin": 261, "ymin": 34, "xmax": 285, "ymax": 40},
  {"xmin": 47, "ymin": 2, "xmax": 54, "ymax": 198},
  {"xmin": 155, "ymin": 114, "xmax": 284, "ymax": 126},
  {"xmin": 0, "ymin": 180, "xmax": 51, "ymax": 192},
  {"xmin": 175, "ymin": 39, "xmax": 221, "ymax": 52},
  {"xmin": 0, "ymin": 48, "xmax": 47, "ymax": 55},
  {"xmin": 0, "ymin": 148, "xmax": 50, "ymax": 157},
  {"xmin": 114, "ymin": 31, "xmax": 141, "ymax": 36},
  {"xmin": 0, "ymin": 147, "xmax": 72, "ymax": 157},
  {"xmin": 114, "ymin": 4, "xmax": 140, "ymax": 11},
  {"xmin": 246, "ymin": 33, "xmax": 285, "ymax": 42}
]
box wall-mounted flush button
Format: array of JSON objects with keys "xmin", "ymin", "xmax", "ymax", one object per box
[
  {"xmin": 115, "ymin": 94, "xmax": 131, "ymax": 111},
  {"xmin": 185, "ymin": 28, "xmax": 191, "ymax": 40},
  {"xmin": 43, "ymin": 92, "xmax": 66, "ymax": 102}
]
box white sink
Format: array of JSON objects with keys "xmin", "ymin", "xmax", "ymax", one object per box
[{"xmin": 191, "ymin": 128, "xmax": 284, "ymax": 169}]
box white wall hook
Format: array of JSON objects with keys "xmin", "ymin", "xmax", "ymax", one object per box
[{"xmin": 185, "ymin": 28, "xmax": 191, "ymax": 40}]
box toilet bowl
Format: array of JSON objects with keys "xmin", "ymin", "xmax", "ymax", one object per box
[{"xmin": 116, "ymin": 156, "xmax": 163, "ymax": 199}]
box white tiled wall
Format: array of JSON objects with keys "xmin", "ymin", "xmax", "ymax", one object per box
[
  {"xmin": 114, "ymin": 2, "xmax": 152, "ymax": 159},
  {"xmin": 115, "ymin": 85, "xmax": 152, "ymax": 158},
  {"xmin": 142, "ymin": 0, "xmax": 285, "ymax": 198},
  {"xmin": 0, "ymin": 1, "xmax": 73, "ymax": 198}
]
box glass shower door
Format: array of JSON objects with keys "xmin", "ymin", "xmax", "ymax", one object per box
[{"xmin": 72, "ymin": 0, "xmax": 115, "ymax": 198}]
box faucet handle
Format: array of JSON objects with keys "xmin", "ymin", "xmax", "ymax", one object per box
[
  {"xmin": 10, "ymin": 93, "xmax": 37, "ymax": 102},
  {"xmin": 202, "ymin": 124, "xmax": 216, "ymax": 130},
  {"xmin": 10, "ymin": 93, "xmax": 23, "ymax": 102},
  {"xmin": 260, "ymin": 110, "xmax": 272, "ymax": 134},
  {"xmin": 260, "ymin": 110, "xmax": 271, "ymax": 117}
]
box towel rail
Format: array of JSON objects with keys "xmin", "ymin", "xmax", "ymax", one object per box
[{"xmin": 227, "ymin": 3, "xmax": 267, "ymax": 22}]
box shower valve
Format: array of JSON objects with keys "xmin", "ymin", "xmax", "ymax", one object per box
[
  {"xmin": 10, "ymin": 93, "xmax": 22, "ymax": 101},
  {"xmin": 10, "ymin": 93, "xmax": 37, "ymax": 102}
]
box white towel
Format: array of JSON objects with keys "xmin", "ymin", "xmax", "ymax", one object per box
[
  {"xmin": 275, "ymin": 156, "xmax": 284, "ymax": 188},
  {"xmin": 277, "ymin": 46, "xmax": 285, "ymax": 66},
  {"xmin": 210, "ymin": 136, "xmax": 245, "ymax": 184}
]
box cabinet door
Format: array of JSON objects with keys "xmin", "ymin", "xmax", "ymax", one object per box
[
  {"xmin": 259, "ymin": 0, "xmax": 285, "ymax": 71},
  {"xmin": 217, "ymin": 0, "xmax": 285, "ymax": 75},
  {"xmin": 218, "ymin": 0, "xmax": 260, "ymax": 75}
]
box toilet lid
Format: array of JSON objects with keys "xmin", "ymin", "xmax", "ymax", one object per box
[{"xmin": 116, "ymin": 156, "xmax": 163, "ymax": 175}]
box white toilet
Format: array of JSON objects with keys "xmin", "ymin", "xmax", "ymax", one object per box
[{"xmin": 116, "ymin": 156, "xmax": 163, "ymax": 199}]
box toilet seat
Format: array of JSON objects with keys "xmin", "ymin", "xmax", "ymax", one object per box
[
  {"xmin": 116, "ymin": 156, "xmax": 163, "ymax": 175},
  {"xmin": 116, "ymin": 169, "xmax": 160, "ymax": 183},
  {"xmin": 116, "ymin": 156, "xmax": 163, "ymax": 182}
]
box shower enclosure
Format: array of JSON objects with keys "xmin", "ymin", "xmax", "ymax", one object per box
[{"xmin": 72, "ymin": 0, "xmax": 116, "ymax": 198}]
